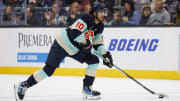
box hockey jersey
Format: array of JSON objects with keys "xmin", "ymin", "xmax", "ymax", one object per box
[{"xmin": 56, "ymin": 14, "xmax": 106, "ymax": 56}]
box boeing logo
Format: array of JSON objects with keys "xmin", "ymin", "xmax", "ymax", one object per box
[{"xmin": 108, "ymin": 39, "xmax": 159, "ymax": 52}]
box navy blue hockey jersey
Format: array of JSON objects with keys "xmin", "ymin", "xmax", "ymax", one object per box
[{"xmin": 56, "ymin": 14, "xmax": 106, "ymax": 56}]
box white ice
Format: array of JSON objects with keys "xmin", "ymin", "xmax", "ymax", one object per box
[{"xmin": 0, "ymin": 74, "xmax": 180, "ymax": 101}]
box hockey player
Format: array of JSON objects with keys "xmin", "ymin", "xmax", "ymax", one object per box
[{"xmin": 14, "ymin": 2, "xmax": 113, "ymax": 100}]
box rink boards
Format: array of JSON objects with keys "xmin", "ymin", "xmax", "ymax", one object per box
[{"xmin": 0, "ymin": 27, "xmax": 180, "ymax": 80}]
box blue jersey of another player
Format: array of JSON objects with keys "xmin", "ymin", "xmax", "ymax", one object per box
[{"xmin": 55, "ymin": 13, "xmax": 106, "ymax": 56}]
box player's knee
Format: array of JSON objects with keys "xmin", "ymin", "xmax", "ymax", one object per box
[
  {"xmin": 85, "ymin": 54, "xmax": 99, "ymax": 64},
  {"xmin": 43, "ymin": 64, "xmax": 56, "ymax": 76},
  {"xmin": 93, "ymin": 56, "xmax": 99, "ymax": 64}
]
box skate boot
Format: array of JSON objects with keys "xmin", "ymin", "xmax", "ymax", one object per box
[
  {"xmin": 14, "ymin": 82, "xmax": 28, "ymax": 101},
  {"xmin": 82, "ymin": 85, "xmax": 101, "ymax": 100}
]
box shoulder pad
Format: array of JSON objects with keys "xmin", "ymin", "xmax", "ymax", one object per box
[{"xmin": 79, "ymin": 14, "xmax": 95, "ymax": 29}]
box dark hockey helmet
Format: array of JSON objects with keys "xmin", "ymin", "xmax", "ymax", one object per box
[{"xmin": 90, "ymin": 2, "xmax": 104, "ymax": 14}]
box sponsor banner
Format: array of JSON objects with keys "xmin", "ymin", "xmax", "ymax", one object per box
[
  {"xmin": 108, "ymin": 38, "xmax": 158, "ymax": 52},
  {"xmin": 0, "ymin": 27, "xmax": 179, "ymax": 71},
  {"xmin": 17, "ymin": 52, "xmax": 48, "ymax": 63},
  {"xmin": 103, "ymin": 28, "xmax": 179, "ymax": 70},
  {"xmin": 0, "ymin": 28, "xmax": 85, "ymax": 68}
]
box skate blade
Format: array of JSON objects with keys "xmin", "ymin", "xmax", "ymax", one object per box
[{"xmin": 83, "ymin": 95, "xmax": 101, "ymax": 100}]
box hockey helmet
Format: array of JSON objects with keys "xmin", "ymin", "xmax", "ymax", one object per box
[{"xmin": 90, "ymin": 2, "xmax": 104, "ymax": 14}]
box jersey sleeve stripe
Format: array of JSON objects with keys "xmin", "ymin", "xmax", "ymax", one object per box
[
  {"xmin": 92, "ymin": 34, "xmax": 103, "ymax": 45},
  {"xmin": 97, "ymin": 45, "xmax": 107, "ymax": 55},
  {"xmin": 56, "ymin": 29, "xmax": 79, "ymax": 55}
]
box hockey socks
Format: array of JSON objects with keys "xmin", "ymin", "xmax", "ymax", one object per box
[
  {"xmin": 14, "ymin": 65, "xmax": 56, "ymax": 101},
  {"xmin": 25, "ymin": 64, "xmax": 56, "ymax": 87},
  {"xmin": 26, "ymin": 75, "xmax": 37, "ymax": 87},
  {"xmin": 83, "ymin": 75, "xmax": 95, "ymax": 87}
]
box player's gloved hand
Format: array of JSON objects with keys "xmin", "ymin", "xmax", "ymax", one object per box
[{"xmin": 102, "ymin": 51, "xmax": 113, "ymax": 68}]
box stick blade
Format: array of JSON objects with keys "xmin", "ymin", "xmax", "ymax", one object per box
[{"xmin": 155, "ymin": 93, "xmax": 169, "ymax": 99}]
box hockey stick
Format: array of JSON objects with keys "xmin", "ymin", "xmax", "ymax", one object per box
[
  {"xmin": 94, "ymin": 52, "xmax": 168, "ymax": 99},
  {"xmin": 112, "ymin": 64, "xmax": 168, "ymax": 99}
]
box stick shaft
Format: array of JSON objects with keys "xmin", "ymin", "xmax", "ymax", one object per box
[
  {"xmin": 94, "ymin": 52, "xmax": 156, "ymax": 95},
  {"xmin": 113, "ymin": 64, "xmax": 155, "ymax": 95}
]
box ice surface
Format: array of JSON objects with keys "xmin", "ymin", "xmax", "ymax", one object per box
[{"xmin": 0, "ymin": 74, "xmax": 180, "ymax": 101}]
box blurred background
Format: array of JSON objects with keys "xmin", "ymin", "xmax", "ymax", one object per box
[{"xmin": 0, "ymin": 0, "xmax": 180, "ymax": 26}]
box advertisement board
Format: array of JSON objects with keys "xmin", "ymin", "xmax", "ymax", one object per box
[
  {"xmin": 103, "ymin": 28, "xmax": 179, "ymax": 71},
  {"xmin": 0, "ymin": 27, "xmax": 179, "ymax": 71}
]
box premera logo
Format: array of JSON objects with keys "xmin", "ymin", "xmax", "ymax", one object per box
[
  {"xmin": 18, "ymin": 33, "xmax": 53, "ymax": 48},
  {"xmin": 108, "ymin": 39, "xmax": 159, "ymax": 52}
]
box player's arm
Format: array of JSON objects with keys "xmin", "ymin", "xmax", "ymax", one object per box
[
  {"xmin": 68, "ymin": 14, "xmax": 94, "ymax": 49},
  {"xmin": 92, "ymin": 34, "xmax": 106, "ymax": 55},
  {"xmin": 92, "ymin": 34, "xmax": 113, "ymax": 68}
]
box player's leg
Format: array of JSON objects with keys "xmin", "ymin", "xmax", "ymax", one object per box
[
  {"xmin": 71, "ymin": 51, "xmax": 100, "ymax": 99},
  {"xmin": 82, "ymin": 53, "xmax": 101, "ymax": 99},
  {"xmin": 14, "ymin": 64, "xmax": 57, "ymax": 100},
  {"xmin": 14, "ymin": 40, "xmax": 67, "ymax": 101}
]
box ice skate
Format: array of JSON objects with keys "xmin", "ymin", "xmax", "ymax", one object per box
[
  {"xmin": 82, "ymin": 86, "xmax": 101, "ymax": 100},
  {"xmin": 14, "ymin": 82, "xmax": 28, "ymax": 101}
]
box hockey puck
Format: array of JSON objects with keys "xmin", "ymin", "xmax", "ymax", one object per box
[{"xmin": 158, "ymin": 95, "xmax": 164, "ymax": 99}]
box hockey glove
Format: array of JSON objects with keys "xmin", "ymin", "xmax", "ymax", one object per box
[{"xmin": 102, "ymin": 52, "xmax": 113, "ymax": 68}]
